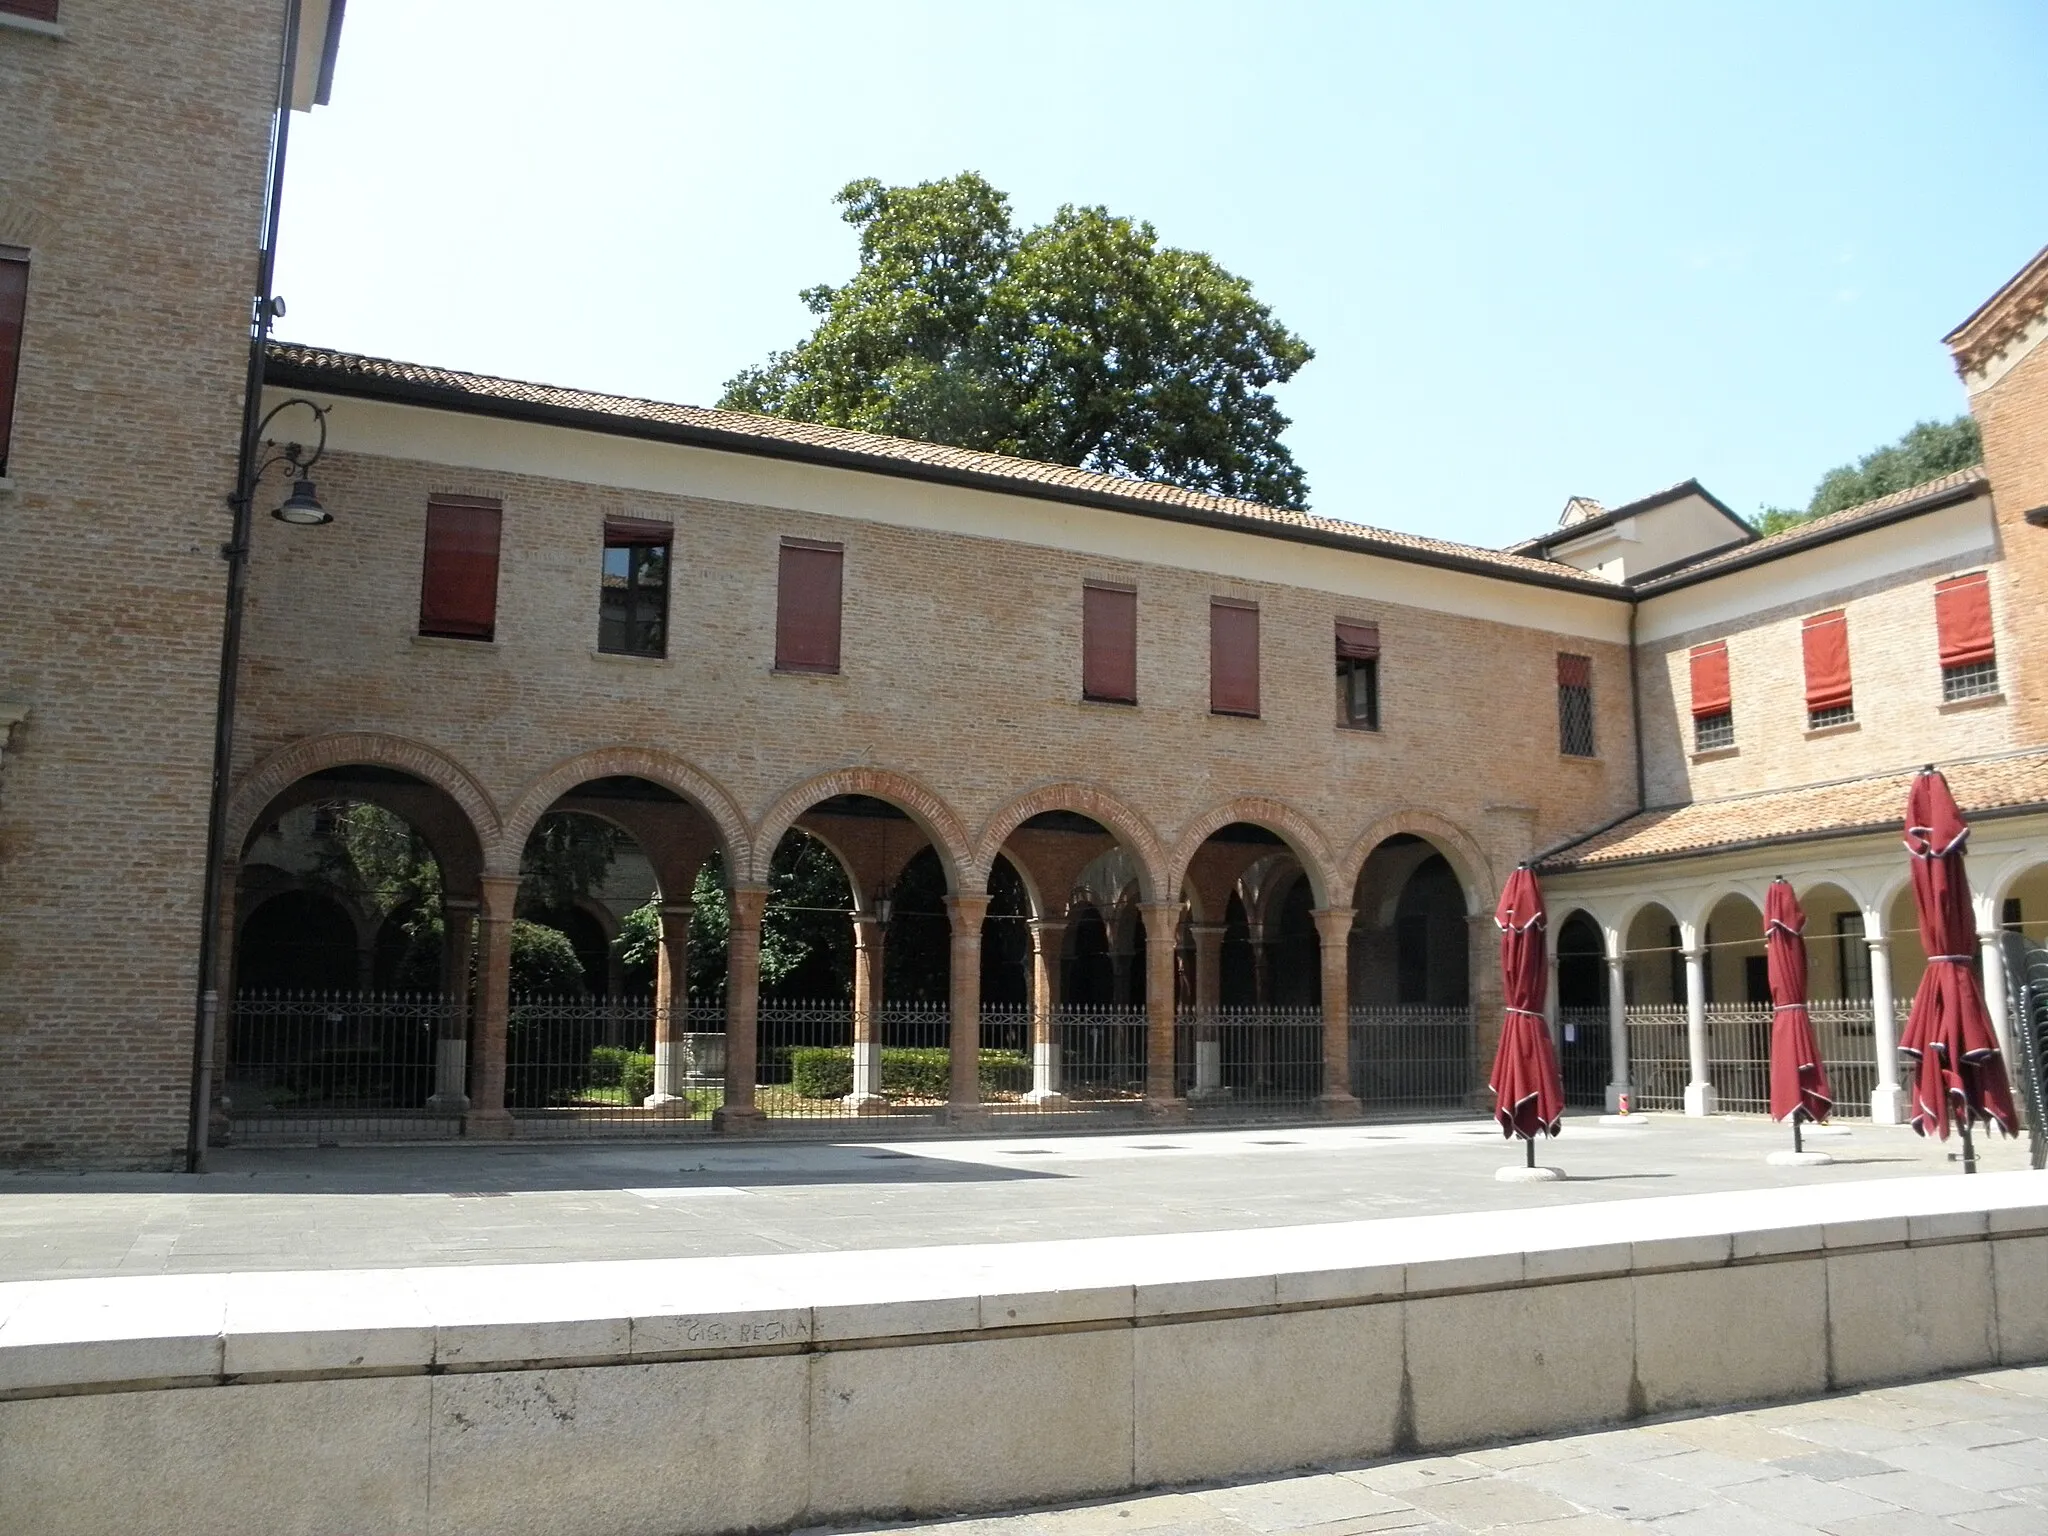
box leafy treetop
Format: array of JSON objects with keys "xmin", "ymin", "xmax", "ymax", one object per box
[{"xmin": 1753, "ymin": 416, "xmax": 1981, "ymax": 536}]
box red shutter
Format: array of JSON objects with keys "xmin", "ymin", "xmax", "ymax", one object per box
[
  {"xmin": 0, "ymin": 254, "xmax": 26, "ymax": 476},
  {"xmin": 1801, "ymin": 610, "xmax": 1852, "ymax": 710},
  {"xmin": 419, "ymin": 496, "xmax": 502, "ymax": 639},
  {"xmin": 1082, "ymin": 582, "xmax": 1137, "ymax": 702},
  {"xmin": 776, "ymin": 538, "xmax": 843, "ymax": 673},
  {"xmin": 0, "ymin": 3, "xmax": 61, "ymax": 24},
  {"xmin": 1689, "ymin": 641, "xmax": 1730, "ymax": 717},
  {"xmin": 1556, "ymin": 652, "xmax": 1591, "ymax": 689},
  {"xmin": 1335, "ymin": 620, "xmax": 1380, "ymax": 660},
  {"xmin": 1935, "ymin": 572, "xmax": 1995, "ymax": 667},
  {"xmin": 604, "ymin": 516, "xmax": 671, "ymax": 546},
  {"xmin": 1210, "ymin": 599, "xmax": 1260, "ymax": 716}
]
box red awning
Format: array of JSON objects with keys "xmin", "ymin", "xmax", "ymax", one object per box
[
  {"xmin": 1935, "ymin": 573, "xmax": 1995, "ymax": 667},
  {"xmin": 1488, "ymin": 866, "xmax": 1563, "ymax": 1140},
  {"xmin": 1556, "ymin": 652, "xmax": 1591, "ymax": 689},
  {"xmin": 1765, "ymin": 879, "xmax": 1833, "ymax": 1124},
  {"xmin": 1335, "ymin": 620, "xmax": 1380, "ymax": 661},
  {"xmin": 1689, "ymin": 640, "xmax": 1731, "ymax": 717},
  {"xmin": 1800, "ymin": 611, "xmax": 1852, "ymax": 712}
]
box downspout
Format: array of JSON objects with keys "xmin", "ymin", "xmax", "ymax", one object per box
[
  {"xmin": 1628, "ymin": 596, "xmax": 1646, "ymax": 813},
  {"xmin": 187, "ymin": 0, "xmax": 304, "ymax": 1174}
]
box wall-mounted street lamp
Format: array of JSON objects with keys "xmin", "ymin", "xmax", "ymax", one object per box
[{"xmin": 252, "ymin": 396, "xmax": 331, "ymax": 525}]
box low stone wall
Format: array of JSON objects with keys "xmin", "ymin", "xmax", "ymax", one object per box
[{"xmin": 3, "ymin": 1173, "xmax": 2045, "ymax": 1535}]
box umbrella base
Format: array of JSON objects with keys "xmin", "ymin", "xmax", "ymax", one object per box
[
  {"xmin": 1597, "ymin": 1114, "xmax": 1650, "ymax": 1127},
  {"xmin": 1495, "ymin": 1164, "xmax": 1565, "ymax": 1183},
  {"xmin": 1766, "ymin": 1149, "xmax": 1834, "ymax": 1167}
]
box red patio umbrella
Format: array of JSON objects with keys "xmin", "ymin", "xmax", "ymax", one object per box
[
  {"xmin": 1899, "ymin": 767, "xmax": 2017, "ymax": 1172},
  {"xmin": 1765, "ymin": 878, "xmax": 1832, "ymax": 1151},
  {"xmin": 1490, "ymin": 865, "xmax": 1564, "ymax": 1163}
]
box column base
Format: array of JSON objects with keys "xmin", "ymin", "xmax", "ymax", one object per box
[
  {"xmin": 642, "ymin": 1092, "xmax": 691, "ymax": 1108},
  {"xmin": 425, "ymin": 1092, "xmax": 471, "ymax": 1114},
  {"xmin": 1682, "ymin": 1082, "xmax": 1718, "ymax": 1117},
  {"xmin": 1869, "ymin": 1085, "xmax": 1903, "ymax": 1125},
  {"xmin": 1604, "ymin": 1082, "xmax": 1630, "ymax": 1113},
  {"xmin": 712, "ymin": 1103, "xmax": 764, "ymax": 1134},
  {"xmin": 461, "ymin": 1108, "xmax": 514, "ymax": 1139},
  {"xmin": 844, "ymin": 1093, "xmax": 890, "ymax": 1114},
  {"xmin": 1020, "ymin": 1089, "xmax": 1069, "ymax": 1108},
  {"xmin": 1186, "ymin": 1085, "xmax": 1233, "ymax": 1104},
  {"xmin": 1318, "ymin": 1090, "xmax": 1362, "ymax": 1120},
  {"xmin": 943, "ymin": 1105, "xmax": 992, "ymax": 1131},
  {"xmin": 1144, "ymin": 1097, "xmax": 1189, "ymax": 1122}
]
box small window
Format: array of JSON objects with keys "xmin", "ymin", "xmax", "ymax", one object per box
[
  {"xmin": 1336, "ymin": 621, "xmax": 1379, "ymax": 730},
  {"xmin": 1694, "ymin": 710, "xmax": 1734, "ymax": 752},
  {"xmin": 1556, "ymin": 653, "xmax": 1594, "ymax": 757},
  {"xmin": 419, "ymin": 495, "xmax": 503, "ymax": 641},
  {"xmin": 1935, "ymin": 572, "xmax": 1997, "ymax": 700},
  {"xmin": 598, "ymin": 518, "xmax": 670, "ymax": 657},
  {"xmin": 1210, "ymin": 598, "xmax": 1259, "ymax": 717},
  {"xmin": 775, "ymin": 537, "xmax": 843, "ymax": 674},
  {"xmin": 1801, "ymin": 609, "xmax": 1852, "ymax": 728},
  {"xmin": 1834, "ymin": 911, "xmax": 1871, "ymax": 1012},
  {"xmin": 0, "ymin": 248, "xmax": 26, "ymax": 478},
  {"xmin": 1807, "ymin": 703, "xmax": 1855, "ymax": 730},
  {"xmin": 1688, "ymin": 639, "xmax": 1733, "ymax": 750},
  {"xmin": 1081, "ymin": 582, "xmax": 1137, "ymax": 704},
  {"xmin": 1942, "ymin": 659, "xmax": 2000, "ymax": 702}
]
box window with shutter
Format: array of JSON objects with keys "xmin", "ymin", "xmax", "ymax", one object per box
[
  {"xmin": 599, "ymin": 518, "xmax": 671, "ymax": 658},
  {"xmin": 1081, "ymin": 582, "xmax": 1137, "ymax": 703},
  {"xmin": 1934, "ymin": 572, "xmax": 1999, "ymax": 701},
  {"xmin": 775, "ymin": 538, "xmax": 843, "ymax": 674},
  {"xmin": 418, "ymin": 496, "xmax": 503, "ymax": 640},
  {"xmin": 0, "ymin": 3, "xmax": 61, "ymax": 23},
  {"xmin": 1556, "ymin": 653, "xmax": 1594, "ymax": 757},
  {"xmin": 1336, "ymin": 620, "xmax": 1379, "ymax": 729},
  {"xmin": 1801, "ymin": 610, "xmax": 1853, "ymax": 728},
  {"xmin": 1688, "ymin": 640, "xmax": 1733, "ymax": 750},
  {"xmin": 1210, "ymin": 599, "xmax": 1260, "ymax": 718},
  {"xmin": 0, "ymin": 250, "xmax": 26, "ymax": 479}
]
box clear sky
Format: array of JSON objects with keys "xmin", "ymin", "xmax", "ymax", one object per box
[{"xmin": 272, "ymin": 1, "xmax": 2048, "ymax": 549}]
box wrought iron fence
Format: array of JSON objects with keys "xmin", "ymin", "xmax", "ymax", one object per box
[
  {"xmin": 1809, "ymin": 1001, "xmax": 1878, "ymax": 1120},
  {"xmin": 1623, "ymin": 1006, "xmax": 1691, "ymax": 1112},
  {"xmin": 1176, "ymin": 1007, "xmax": 1324, "ymax": 1104},
  {"xmin": 226, "ymin": 990, "xmax": 464, "ymax": 1141},
  {"xmin": 507, "ymin": 995, "xmax": 722, "ymax": 1134},
  {"xmin": 1349, "ymin": 1006, "xmax": 1476, "ymax": 1114},
  {"xmin": 1556, "ymin": 1007, "xmax": 1611, "ymax": 1108},
  {"xmin": 2000, "ymin": 935, "xmax": 2047, "ymax": 1170},
  {"xmin": 1623, "ymin": 1002, "xmax": 1877, "ymax": 1118},
  {"xmin": 1051, "ymin": 1006, "xmax": 1149, "ymax": 1104}
]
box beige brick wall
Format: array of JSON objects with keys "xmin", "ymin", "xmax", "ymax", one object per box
[
  {"xmin": 0, "ymin": 3, "xmax": 285, "ymax": 1165},
  {"xmin": 1971, "ymin": 334, "xmax": 2048, "ymax": 739}
]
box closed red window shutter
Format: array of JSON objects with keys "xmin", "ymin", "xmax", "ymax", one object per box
[
  {"xmin": 1688, "ymin": 641, "xmax": 1731, "ymax": 717},
  {"xmin": 1210, "ymin": 599, "xmax": 1260, "ymax": 716},
  {"xmin": 0, "ymin": 254, "xmax": 26, "ymax": 476},
  {"xmin": 776, "ymin": 538, "xmax": 843, "ymax": 673},
  {"xmin": 603, "ymin": 515, "xmax": 671, "ymax": 546},
  {"xmin": 1556, "ymin": 652, "xmax": 1591, "ymax": 689},
  {"xmin": 1335, "ymin": 620, "xmax": 1380, "ymax": 660},
  {"xmin": 419, "ymin": 496, "xmax": 502, "ymax": 639},
  {"xmin": 1082, "ymin": 582, "xmax": 1137, "ymax": 702},
  {"xmin": 0, "ymin": 3, "xmax": 62, "ymax": 23},
  {"xmin": 1935, "ymin": 572, "xmax": 1995, "ymax": 666},
  {"xmin": 1801, "ymin": 610, "xmax": 1852, "ymax": 710}
]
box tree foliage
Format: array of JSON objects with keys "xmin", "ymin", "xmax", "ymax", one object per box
[
  {"xmin": 510, "ymin": 919, "xmax": 589, "ymax": 996},
  {"xmin": 518, "ymin": 812, "xmax": 621, "ymax": 913},
  {"xmin": 679, "ymin": 834, "xmax": 856, "ymax": 999},
  {"xmin": 1754, "ymin": 416, "xmax": 1982, "ymax": 535},
  {"xmin": 721, "ymin": 173, "xmax": 1315, "ymax": 509}
]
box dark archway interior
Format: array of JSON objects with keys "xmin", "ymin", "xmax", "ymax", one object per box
[
  {"xmin": 238, "ymin": 889, "xmax": 356, "ymax": 992},
  {"xmin": 1393, "ymin": 853, "xmax": 1467, "ymax": 1006},
  {"xmin": 1556, "ymin": 909, "xmax": 1611, "ymax": 1108}
]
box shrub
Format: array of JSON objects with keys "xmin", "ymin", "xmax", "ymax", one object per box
[
  {"xmin": 789, "ymin": 1046, "xmax": 854, "ymax": 1099},
  {"xmin": 589, "ymin": 1045, "xmax": 655, "ymax": 1103},
  {"xmin": 786, "ymin": 1046, "xmax": 1030, "ymax": 1100}
]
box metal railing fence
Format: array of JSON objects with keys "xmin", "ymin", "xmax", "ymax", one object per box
[
  {"xmin": 1349, "ymin": 1006, "xmax": 1476, "ymax": 1114},
  {"xmin": 1175, "ymin": 1007, "xmax": 1323, "ymax": 1105},
  {"xmin": 1623, "ymin": 1001, "xmax": 1877, "ymax": 1118},
  {"xmin": 2000, "ymin": 936, "xmax": 2048, "ymax": 1170},
  {"xmin": 507, "ymin": 995, "xmax": 721, "ymax": 1133},
  {"xmin": 226, "ymin": 989, "xmax": 463, "ymax": 1141}
]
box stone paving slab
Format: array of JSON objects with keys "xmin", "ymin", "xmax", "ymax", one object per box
[
  {"xmin": 0, "ymin": 1114, "xmax": 2034, "ymax": 1282},
  {"xmin": 804, "ymin": 1368, "xmax": 2048, "ymax": 1536}
]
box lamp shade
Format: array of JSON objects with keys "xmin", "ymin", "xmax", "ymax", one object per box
[{"xmin": 273, "ymin": 477, "xmax": 330, "ymax": 525}]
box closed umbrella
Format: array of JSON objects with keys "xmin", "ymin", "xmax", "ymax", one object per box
[
  {"xmin": 1899, "ymin": 767, "xmax": 2017, "ymax": 1173},
  {"xmin": 1490, "ymin": 865, "xmax": 1564, "ymax": 1168},
  {"xmin": 1765, "ymin": 878, "xmax": 1832, "ymax": 1154}
]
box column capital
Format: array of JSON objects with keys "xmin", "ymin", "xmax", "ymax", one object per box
[
  {"xmin": 477, "ymin": 873, "xmax": 521, "ymax": 919},
  {"xmin": 1137, "ymin": 900, "xmax": 1183, "ymax": 937},
  {"xmin": 1865, "ymin": 931, "xmax": 1892, "ymax": 954},
  {"xmin": 728, "ymin": 883, "xmax": 770, "ymax": 930},
  {"xmin": 1026, "ymin": 916, "xmax": 1068, "ymax": 936},
  {"xmin": 943, "ymin": 892, "xmax": 991, "ymax": 928},
  {"xmin": 1309, "ymin": 906, "xmax": 1356, "ymax": 941},
  {"xmin": 1189, "ymin": 922, "xmax": 1228, "ymax": 939},
  {"xmin": 659, "ymin": 902, "xmax": 694, "ymax": 918},
  {"xmin": 444, "ymin": 896, "xmax": 480, "ymax": 915}
]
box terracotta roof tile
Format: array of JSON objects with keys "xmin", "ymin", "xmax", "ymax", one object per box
[
  {"xmin": 1540, "ymin": 748, "xmax": 2048, "ymax": 871},
  {"xmin": 266, "ymin": 342, "xmax": 1614, "ymax": 588}
]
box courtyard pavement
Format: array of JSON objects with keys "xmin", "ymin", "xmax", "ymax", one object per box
[
  {"xmin": 806, "ymin": 1366, "xmax": 2048, "ymax": 1536},
  {"xmin": 0, "ymin": 1112, "xmax": 2034, "ymax": 1282}
]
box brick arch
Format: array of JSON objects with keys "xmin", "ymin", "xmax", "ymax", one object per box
[
  {"xmin": 752, "ymin": 767, "xmax": 972, "ymax": 891},
  {"xmin": 1165, "ymin": 796, "xmax": 1336, "ymax": 909},
  {"xmin": 497, "ymin": 746, "xmax": 750, "ymax": 880},
  {"xmin": 969, "ymin": 782, "xmax": 1168, "ymax": 904},
  {"xmin": 226, "ymin": 732, "xmax": 501, "ymax": 864},
  {"xmin": 1334, "ymin": 809, "xmax": 1494, "ymax": 918}
]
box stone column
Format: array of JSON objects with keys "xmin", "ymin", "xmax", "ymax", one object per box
[
  {"xmin": 945, "ymin": 894, "xmax": 990, "ymax": 1117},
  {"xmin": 1314, "ymin": 907, "xmax": 1360, "ymax": 1117},
  {"xmin": 1603, "ymin": 943, "xmax": 1630, "ymax": 1112},
  {"xmin": 1681, "ymin": 935, "xmax": 1716, "ymax": 1116},
  {"xmin": 1024, "ymin": 918, "xmax": 1067, "ymax": 1105},
  {"xmin": 428, "ymin": 896, "xmax": 476, "ymax": 1112},
  {"xmin": 1140, "ymin": 902, "xmax": 1183, "ymax": 1114},
  {"xmin": 647, "ymin": 903, "xmax": 692, "ymax": 1104},
  {"xmin": 1544, "ymin": 934, "xmax": 1562, "ymax": 1052},
  {"xmin": 713, "ymin": 883, "xmax": 768, "ymax": 1130},
  {"xmin": 1866, "ymin": 918, "xmax": 1902, "ymax": 1125},
  {"xmin": 1980, "ymin": 925, "xmax": 2017, "ymax": 1069},
  {"xmin": 463, "ymin": 874, "xmax": 519, "ymax": 1137},
  {"xmin": 1188, "ymin": 923, "xmax": 1228, "ymax": 1101},
  {"xmin": 847, "ymin": 912, "xmax": 887, "ymax": 1112}
]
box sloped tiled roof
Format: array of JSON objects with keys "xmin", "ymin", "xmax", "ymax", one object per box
[
  {"xmin": 1540, "ymin": 749, "xmax": 2048, "ymax": 872},
  {"xmin": 266, "ymin": 343, "xmax": 1614, "ymax": 592},
  {"xmin": 1629, "ymin": 465, "xmax": 1991, "ymax": 592}
]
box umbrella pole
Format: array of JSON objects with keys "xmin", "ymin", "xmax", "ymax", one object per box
[
  {"xmin": 1525, "ymin": 1135, "xmax": 1536, "ymax": 1169},
  {"xmin": 1961, "ymin": 1117, "xmax": 1977, "ymax": 1175},
  {"xmin": 1793, "ymin": 1112, "xmax": 1804, "ymax": 1156}
]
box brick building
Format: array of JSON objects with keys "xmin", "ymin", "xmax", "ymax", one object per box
[{"xmin": 0, "ymin": 2, "xmax": 2042, "ymax": 1165}]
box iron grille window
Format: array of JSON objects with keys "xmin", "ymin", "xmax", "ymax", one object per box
[
  {"xmin": 1834, "ymin": 911, "xmax": 1870, "ymax": 1004},
  {"xmin": 599, "ymin": 522, "xmax": 670, "ymax": 657},
  {"xmin": 1942, "ymin": 659, "xmax": 2000, "ymax": 702},
  {"xmin": 1694, "ymin": 709, "xmax": 1734, "ymax": 751},
  {"xmin": 1557, "ymin": 653, "xmax": 1594, "ymax": 757},
  {"xmin": 1807, "ymin": 703, "xmax": 1855, "ymax": 730},
  {"xmin": 1338, "ymin": 656, "xmax": 1378, "ymax": 729},
  {"xmin": 0, "ymin": 248, "xmax": 26, "ymax": 479}
]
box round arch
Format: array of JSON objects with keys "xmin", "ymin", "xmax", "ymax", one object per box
[
  {"xmin": 968, "ymin": 781, "xmax": 1168, "ymax": 904},
  {"xmin": 1334, "ymin": 809, "xmax": 1492, "ymax": 917},
  {"xmin": 227, "ymin": 732, "xmax": 500, "ymax": 864},
  {"xmin": 752, "ymin": 767, "xmax": 973, "ymax": 892},
  {"xmin": 498, "ymin": 746, "xmax": 750, "ymax": 881},
  {"xmin": 1165, "ymin": 795, "xmax": 1336, "ymax": 909}
]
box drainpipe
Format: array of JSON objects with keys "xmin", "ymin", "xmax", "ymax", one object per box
[
  {"xmin": 186, "ymin": 0, "xmax": 304, "ymax": 1174},
  {"xmin": 1627, "ymin": 598, "xmax": 1646, "ymax": 813}
]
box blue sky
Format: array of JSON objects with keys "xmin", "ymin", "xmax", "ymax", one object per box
[{"xmin": 273, "ymin": 1, "xmax": 2048, "ymax": 548}]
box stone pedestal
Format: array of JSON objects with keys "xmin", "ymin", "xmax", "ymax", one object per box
[
  {"xmin": 847, "ymin": 1039, "xmax": 887, "ymax": 1113},
  {"xmin": 427, "ymin": 1039, "xmax": 469, "ymax": 1113},
  {"xmin": 1869, "ymin": 1084, "xmax": 1904, "ymax": 1125},
  {"xmin": 1683, "ymin": 1081, "xmax": 1719, "ymax": 1117}
]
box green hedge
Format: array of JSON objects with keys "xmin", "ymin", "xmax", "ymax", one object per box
[
  {"xmin": 788, "ymin": 1046, "xmax": 1030, "ymax": 1100},
  {"xmin": 588, "ymin": 1045, "xmax": 656, "ymax": 1104}
]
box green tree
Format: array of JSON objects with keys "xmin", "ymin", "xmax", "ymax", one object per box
[
  {"xmin": 510, "ymin": 920, "xmax": 589, "ymax": 996},
  {"xmin": 518, "ymin": 812, "xmax": 620, "ymax": 912},
  {"xmin": 722, "ymin": 173, "xmax": 1314, "ymax": 509},
  {"xmin": 1754, "ymin": 416, "xmax": 1982, "ymax": 535}
]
